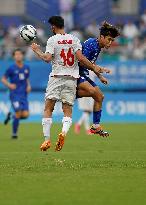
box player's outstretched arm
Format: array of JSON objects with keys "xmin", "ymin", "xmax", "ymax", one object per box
[
  {"xmin": 31, "ymin": 43, "xmax": 52, "ymax": 63},
  {"xmin": 76, "ymin": 50, "xmax": 111, "ymax": 75}
]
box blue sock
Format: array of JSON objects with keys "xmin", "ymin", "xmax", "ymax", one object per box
[
  {"xmin": 12, "ymin": 116, "xmax": 19, "ymax": 136},
  {"xmin": 93, "ymin": 110, "xmax": 102, "ymax": 124}
]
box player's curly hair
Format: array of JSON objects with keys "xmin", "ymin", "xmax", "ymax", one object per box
[
  {"xmin": 100, "ymin": 21, "xmax": 120, "ymax": 38},
  {"xmin": 48, "ymin": 16, "xmax": 64, "ymax": 29}
]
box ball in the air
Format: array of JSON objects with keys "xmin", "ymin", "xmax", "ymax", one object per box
[{"xmin": 20, "ymin": 25, "xmax": 37, "ymax": 42}]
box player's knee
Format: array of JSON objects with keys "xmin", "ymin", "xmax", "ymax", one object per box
[
  {"xmin": 94, "ymin": 92, "xmax": 104, "ymax": 102},
  {"xmin": 21, "ymin": 112, "xmax": 29, "ymax": 119},
  {"xmin": 15, "ymin": 112, "xmax": 21, "ymax": 119},
  {"xmin": 98, "ymin": 93, "xmax": 104, "ymax": 102}
]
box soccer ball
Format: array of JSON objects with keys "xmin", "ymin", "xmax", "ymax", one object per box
[{"xmin": 20, "ymin": 25, "xmax": 37, "ymax": 42}]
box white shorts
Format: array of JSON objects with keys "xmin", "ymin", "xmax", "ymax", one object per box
[
  {"xmin": 78, "ymin": 97, "xmax": 94, "ymax": 112},
  {"xmin": 45, "ymin": 76, "xmax": 77, "ymax": 105}
]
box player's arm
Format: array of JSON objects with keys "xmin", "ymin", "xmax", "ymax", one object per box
[
  {"xmin": 26, "ymin": 79, "xmax": 31, "ymax": 93},
  {"xmin": 31, "ymin": 43, "xmax": 52, "ymax": 63},
  {"xmin": 76, "ymin": 50, "xmax": 111, "ymax": 75},
  {"xmin": 1, "ymin": 71, "xmax": 16, "ymax": 90},
  {"xmin": 93, "ymin": 63, "xmax": 109, "ymax": 85}
]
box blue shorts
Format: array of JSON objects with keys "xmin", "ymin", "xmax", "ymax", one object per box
[
  {"xmin": 11, "ymin": 97, "xmax": 29, "ymax": 112},
  {"xmin": 77, "ymin": 76, "xmax": 97, "ymax": 87}
]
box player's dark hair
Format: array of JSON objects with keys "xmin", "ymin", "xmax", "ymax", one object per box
[
  {"xmin": 48, "ymin": 16, "xmax": 64, "ymax": 29},
  {"xmin": 12, "ymin": 48, "xmax": 24, "ymax": 56},
  {"xmin": 100, "ymin": 21, "xmax": 120, "ymax": 38}
]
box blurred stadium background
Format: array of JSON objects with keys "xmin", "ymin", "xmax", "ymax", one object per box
[{"xmin": 0, "ymin": 0, "xmax": 146, "ymax": 123}]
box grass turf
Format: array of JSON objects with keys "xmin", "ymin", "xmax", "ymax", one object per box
[{"xmin": 0, "ymin": 123, "xmax": 146, "ymax": 205}]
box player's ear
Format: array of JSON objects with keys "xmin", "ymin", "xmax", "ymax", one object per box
[{"xmin": 52, "ymin": 25, "xmax": 55, "ymax": 30}]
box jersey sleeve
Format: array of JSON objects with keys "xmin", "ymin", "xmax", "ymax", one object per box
[
  {"xmin": 82, "ymin": 41, "xmax": 93, "ymax": 60},
  {"xmin": 4, "ymin": 67, "xmax": 12, "ymax": 79},
  {"xmin": 45, "ymin": 37, "xmax": 55, "ymax": 55},
  {"xmin": 72, "ymin": 37, "xmax": 82, "ymax": 53}
]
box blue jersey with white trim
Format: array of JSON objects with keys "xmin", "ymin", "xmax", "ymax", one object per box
[
  {"xmin": 79, "ymin": 38, "xmax": 101, "ymax": 76},
  {"xmin": 4, "ymin": 64, "xmax": 30, "ymax": 99}
]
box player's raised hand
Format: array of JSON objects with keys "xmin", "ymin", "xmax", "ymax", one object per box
[
  {"xmin": 31, "ymin": 43, "xmax": 41, "ymax": 53},
  {"xmin": 8, "ymin": 83, "xmax": 16, "ymax": 90}
]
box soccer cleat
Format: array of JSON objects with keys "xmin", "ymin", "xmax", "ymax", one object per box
[
  {"xmin": 74, "ymin": 123, "xmax": 81, "ymax": 134},
  {"xmin": 12, "ymin": 135, "xmax": 18, "ymax": 139},
  {"xmin": 55, "ymin": 133, "xmax": 65, "ymax": 151},
  {"xmin": 90, "ymin": 125, "xmax": 109, "ymax": 137},
  {"xmin": 40, "ymin": 140, "xmax": 51, "ymax": 151},
  {"xmin": 4, "ymin": 112, "xmax": 12, "ymax": 125},
  {"xmin": 86, "ymin": 129, "xmax": 92, "ymax": 135}
]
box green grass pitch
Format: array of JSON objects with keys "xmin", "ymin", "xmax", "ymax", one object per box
[{"xmin": 0, "ymin": 123, "xmax": 146, "ymax": 205}]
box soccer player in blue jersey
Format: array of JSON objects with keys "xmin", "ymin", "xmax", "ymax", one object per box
[
  {"xmin": 77, "ymin": 22, "xmax": 120, "ymax": 137},
  {"xmin": 1, "ymin": 49, "xmax": 31, "ymax": 139}
]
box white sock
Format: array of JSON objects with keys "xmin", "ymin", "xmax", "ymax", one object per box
[
  {"xmin": 62, "ymin": 117, "xmax": 72, "ymax": 135},
  {"xmin": 93, "ymin": 124, "xmax": 100, "ymax": 128},
  {"xmin": 42, "ymin": 118, "xmax": 52, "ymax": 141},
  {"xmin": 83, "ymin": 112, "xmax": 90, "ymax": 130},
  {"xmin": 78, "ymin": 113, "xmax": 84, "ymax": 126}
]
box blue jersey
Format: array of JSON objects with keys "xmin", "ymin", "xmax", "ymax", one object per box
[
  {"xmin": 4, "ymin": 64, "xmax": 30, "ymax": 99},
  {"xmin": 79, "ymin": 38, "xmax": 101, "ymax": 76}
]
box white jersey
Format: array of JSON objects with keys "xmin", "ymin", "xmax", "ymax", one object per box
[{"xmin": 45, "ymin": 33, "xmax": 82, "ymax": 78}]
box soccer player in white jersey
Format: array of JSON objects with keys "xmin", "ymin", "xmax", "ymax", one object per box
[{"xmin": 31, "ymin": 16, "xmax": 110, "ymax": 151}]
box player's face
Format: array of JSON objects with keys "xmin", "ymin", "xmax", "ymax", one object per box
[
  {"xmin": 13, "ymin": 51, "xmax": 24, "ymax": 62},
  {"xmin": 101, "ymin": 35, "xmax": 114, "ymax": 49}
]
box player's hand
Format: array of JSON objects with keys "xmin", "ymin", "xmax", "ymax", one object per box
[
  {"xmin": 8, "ymin": 83, "xmax": 16, "ymax": 90},
  {"xmin": 31, "ymin": 43, "xmax": 41, "ymax": 53},
  {"xmin": 26, "ymin": 85, "xmax": 31, "ymax": 93},
  {"xmin": 100, "ymin": 67, "xmax": 111, "ymax": 74},
  {"xmin": 99, "ymin": 76, "xmax": 108, "ymax": 85}
]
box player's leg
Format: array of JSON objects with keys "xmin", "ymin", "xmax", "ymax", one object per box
[
  {"xmin": 4, "ymin": 111, "xmax": 12, "ymax": 125},
  {"xmin": 75, "ymin": 97, "xmax": 93, "ymax": 134},
  {"xmin": 40, "ymin": 76, "xmax": 60, "ymax": 151},
  {"xmin": 11, "ymin": 100, "xmax": 22, "ymax": 139},
  {"xmin": 75, "ymin": 113, "xmax": 84, "ymax": 134},
  {"xmin": 62, "ymin": 103, "xmax": 72, "ymax": 135},
  {"xmin": 21, "ymin": 111, "xmax": 29, "ymax": 119},
  {"xmin": 77, "ymin": 80, "xmax": 95, "ymax": 98},
  {"xmin": 40, "ymin": 99, "xmax": 56, "ymax": 151},
  {"xmin": 77, "ymin": 79, "xmax": 109, "ymax": 137},
  {"xmin": 55, "ymin": 103, "xmax": 73, "ymax": 151},
  {"xmin": 83, "ymin": 111, "xmax": 92, "ymax": 134},
  {"xmin": 21, "ymin": 98, "xmax": 29, "ymax": 119},
  {"xmin": 55, "ymin": 77, "xmax": 76, "ymax": 151},
  {"xmin": 12, "ymin": 111, "xmax": 21, "ymax": 139},
  {"xmin": 74, "ymin": 98, "xmax": 85, "ymax": 134},
  {"xmin": 90, "ymin": 86, "xmax": 109, "ymax": 137}
]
